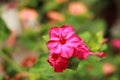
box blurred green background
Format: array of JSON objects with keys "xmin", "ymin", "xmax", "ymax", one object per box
[{"xmin": 0, "ymin": 0, "xmax": 120, "ymax": 80}]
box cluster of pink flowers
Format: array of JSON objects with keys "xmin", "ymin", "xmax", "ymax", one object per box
[{"xmin": 47, "ymin": 25, "xmax": 90, "ymax": 72}]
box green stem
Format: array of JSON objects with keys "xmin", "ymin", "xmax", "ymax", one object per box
[{"xmin": 0, "ymin": 50, "xmax": 24, "ymax": 72}]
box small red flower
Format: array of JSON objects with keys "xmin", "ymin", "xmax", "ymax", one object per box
[
  {"xmin": 22, "ymin": 55, "xmax": 37, "ymax": 68},
  {"xmin": 47, "ymin": 53, "xmax": 69, "ymax": 72}
]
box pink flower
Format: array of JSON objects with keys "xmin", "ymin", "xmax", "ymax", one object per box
[
  {"xmin": 111, "ymin": 39, "xmax": 120, "ymax": 49},
  {"xmin": 47, "ymin": 25, "xmax": 90, "ymax": 59},
  {"xmin": 47, "ymin": 53, "xmax": 69, "ymax": 72}
]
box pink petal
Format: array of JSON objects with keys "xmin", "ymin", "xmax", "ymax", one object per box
[
  {"xmin": 67, "ymin": 34, "xmax": 82, "ymax": 47},
  {"xmin": 47, "ymin": 56, "xmax": 54, "ymax": 66},
  {"xmin": 61, "ymin": 25, "xmax": 75, "ymax": 39},
  {"xmin": 68, "ymin": 35, "xmax": 89, "ymax": 52},
  {"xmin": 76, "ymin": 50, "xmax": 84, "ymax": 60},
  {"xmin": 49, "ymin": 27, "xmax": 60, "ymax": 40},
  {"xmin": 61, "ymin": 45, "xmax": 74, "ymax": 58},
  {"xmin": 54, "ymin": 61, "xmax": 68, "ymax": 72},
  {"xmin": 47, "ymin": 53, "xmax": 69, "ymax": 72},
  {"xmin": 47, "ymin": 40, "xmax": 59, "ymax": 50},
  {"xmin": 67, "ymin": 34, "xmax": 81, "ymax": 42},
  {"xmin": 54, "ymin": 56, "xmax": 69, "ymax": 72},
  {"xmin": 47, "ymin": 53, "xmax": 59, "ymax": 67},
  {"xmin": 50, "ymin": 44, "xmax": 62, "ymax": 54},
  {"xmin": 76, "ymin": 45, "xmax": 90, "ymax": 60}
]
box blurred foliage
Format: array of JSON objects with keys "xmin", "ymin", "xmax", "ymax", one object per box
[
  {"xmin": 0, "ymin": 0, "xmax": 120, "ymax": 80},
  {"xmin": 0, "ymin": 17, "xmax": 10, "ymax": 42}
]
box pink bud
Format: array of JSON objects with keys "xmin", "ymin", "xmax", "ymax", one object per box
[
  {"xmin": 90, "ymin": 52, "xmax": 106, "ymax": 58},
  {"xmin": 95, "ymin": 52, "xmax": 106, "ymax": 58}
]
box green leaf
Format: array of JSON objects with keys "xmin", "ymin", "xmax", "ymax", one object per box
[
  {"xmin": 43, "ymin": 0, "xmax": 58, "ymax": 11},
  {"xmin": 43, "ymin": 34, "xmax": 49, "ymax": 42},
  {"xmin": 68, "ymin": 57, "xmax": 80, "ymax": 70},
  {"xmin": 87, "ymin": 55, "xmax": 102, "ymax": 63},
  {"xmin": 0, "ymin": 77, "xmax": 3, "ymax": 80},
  {"xmin": 29, "ymin": 73, "xmax": 41, "ymax": 80},
  {"xmin": 78, "ymin": 32, "xmax": 91, "ymax": 44},
  {"xmin": 79, "ymin": 31, "xmax": 105, "ymax": 52},
  {"xmin": 0, "ymin": 8, "xmax": 2, "ymax": 16},
  {"xmin": 87, "ymin": 32, "xmax": 104, "ymax": 51},
  {"xmin": 99, "ymin": 44, "xmax": 107, "ymax": 51}
]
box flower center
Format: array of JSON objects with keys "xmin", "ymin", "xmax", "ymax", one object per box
[{"xmin": 60, "ymin": 37, "xmax": 66, "ymax": 44}]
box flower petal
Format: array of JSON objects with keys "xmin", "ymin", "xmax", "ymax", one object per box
[
  {"xmin": 47, "ymin": 53, "xmax": 69, "ymax": 72},
  {"xmin": 61, "ymin": 25, "xmax": 75, "ymax": 39},
  {"xmin": 67, "ymin": 34, "xmax": 82, "ymax": 47},
  {"xmin": 76, "ymin": 45, "xmax": 90, "ymax": 60},
  {"xmin": 48, "ymin": 40, "xmax": 62, "ymax": 53},
  {"xmin": 49, "ymin": 27, "xmax": 60, "ymax": 40},
  {"xmin": 61, "ymin": 45, "xmax": 74, "ymax": 58},
  {"xmin": 47, "ymin": 40, "xmax": 59, "ymax": 50}
]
